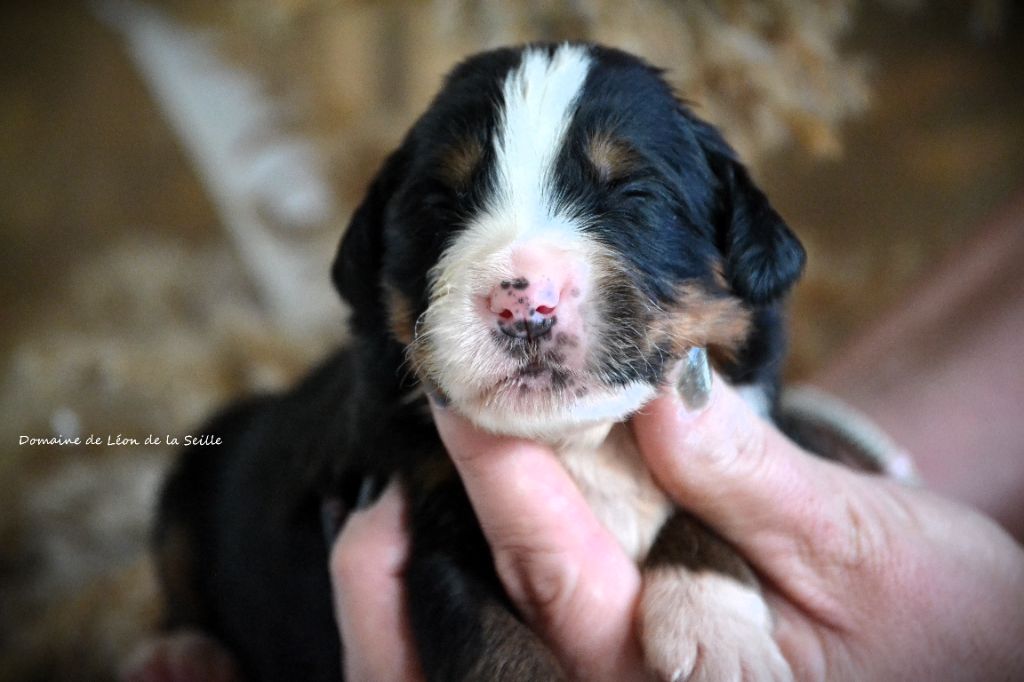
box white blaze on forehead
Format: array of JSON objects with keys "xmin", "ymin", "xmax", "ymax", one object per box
[
  {"xmin": 428, "ymin": 44, "xmax": 595, "ymax": 293},
  {"xmin": 488, "ymin": 43, "xmax": 593, "ymax": 234},
  {"xmin": 418, "ymin": 45, "xmax": 644, "ymax": 439},
  {"xmin": 427, "ymin": 44, "xmax": 596, "ymax": 308}
]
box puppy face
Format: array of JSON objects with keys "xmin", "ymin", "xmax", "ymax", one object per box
[{"xmin": 334, "ymin": 44, "xmax": 804, "ymax": 439}]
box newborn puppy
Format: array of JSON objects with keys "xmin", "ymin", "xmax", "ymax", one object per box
[{"xmin": 152, "ymin": 43, "xmax": 805, "ymax": 681}]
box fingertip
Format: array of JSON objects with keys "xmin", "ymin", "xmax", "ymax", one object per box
[
  {"xmin": 330, "ymin": 480, "xmax": 422, "ymax": 681},
  {"xmin": 634, "ymin": 372, "xmax": 783, "ymax": 503},
  {"xmin": 646, "ymin": 378, "xmax": 780, "ymax": 502},
  {"xmin": 636, "ymin": 371, "xmax": 764, "ymax": 456},
  {"xmin": 633, "ymin": 371, "xmax": 733, "ymax": 454},
  {"xmin": 330, "ymin": 480, "xmax": 407, "ymax": 584}
]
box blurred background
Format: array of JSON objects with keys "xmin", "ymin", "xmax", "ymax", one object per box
[{"xmin": 1, "ymin": 1, "xmax": 1022, "ymax": 679}]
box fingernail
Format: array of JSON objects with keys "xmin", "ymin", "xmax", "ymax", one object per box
[
  {"xmin": 677, "ymin": 347, "xmax": 712, "ymax": 411},
  {"xmin": 355, "ymin": 475, "xmax": 384, "ymax": 510}
]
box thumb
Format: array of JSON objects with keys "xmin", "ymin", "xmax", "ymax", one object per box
[{"xmin": 632, "ymin": 366, "xmax": 876, "ymax": 607}]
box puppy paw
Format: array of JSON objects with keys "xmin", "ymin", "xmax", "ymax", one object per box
[
  {"xmin": 640, "ymin": 570, "xmax": 791, "ymax": 682},
  {"xmin": 120, "ymin": 630, "xmax": 241, "ymax": 682}
]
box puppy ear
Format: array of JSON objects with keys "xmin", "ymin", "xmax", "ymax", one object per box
[
  {"xmin": 331, "ymin": 150, "xmax": 408, "ymax": 335},
  {"xmin": 693, "ymin": 119, "xmax": 806, "ymax": 305}
]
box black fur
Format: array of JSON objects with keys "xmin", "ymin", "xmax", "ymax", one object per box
[{"xmin": 155, "ymin": 44, "xmax": 803, "ymax": 681}]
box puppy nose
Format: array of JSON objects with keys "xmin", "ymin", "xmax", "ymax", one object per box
[{"xmin": 489, "ymin": 275, "xmax": 561, "ymax": 340}]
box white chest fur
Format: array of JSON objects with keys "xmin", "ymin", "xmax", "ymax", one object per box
[{"xmin": 555, "ymin": 423, "xmax": 674, "ymax": 562}]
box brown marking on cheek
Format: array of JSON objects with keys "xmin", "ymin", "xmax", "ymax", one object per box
[
  {"xmin": 707, "ymin": 345, "xmax": 737, "ymax": 372},
  {"xmin": 438, "ymin": 136, "xmax": 484, "ymax": 190},
  {"xmin": 383, "ymin": 283, "xmax": 416, "ymax": 346},
  {"xmin": 407, "ymin": 334, "xmax": 444, "ymax": 401},
  {"xmin": 586, "ymin": 132, "xmax": 637, "ymax": 183},
  {"xmin": 652, "ymin": 283, "xmax": 752, "ymax": 359}
]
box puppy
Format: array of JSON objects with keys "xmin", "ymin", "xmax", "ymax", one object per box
[{"xmin": 152, "ymin": 43, "xmax": 805, "ymax": 681}]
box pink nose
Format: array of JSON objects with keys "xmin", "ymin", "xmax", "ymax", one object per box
[{"xmin": 488, "ymin": 275, "xmax": 562, "ymax": 340}]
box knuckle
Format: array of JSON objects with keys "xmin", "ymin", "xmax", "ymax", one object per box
[
  {"xmin": 800, "ymin": 482, "xmax": 886, "ymax": 578},
  {"xmin": 827, "ymin": 495, "xmax": 882, "ymax": 572},
  {"xmin": 804, "ymin": 486, "xmax": 898, "ymax": 618},
  {"xmin": 834, "ymin": 485, "xmax": 899, "ymax": 575},
  {"xmin": 723, "ymin": 417, "xmax": 774, "ymax": 482},
  {"xmin": 493, "ymin": 542, "xmax": 581, "ymax": 627}
]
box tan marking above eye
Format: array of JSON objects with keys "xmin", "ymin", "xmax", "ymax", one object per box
[
  {"xmin": 439, "ymin": 137, "xmax": 484, "ymax": 189},
  {"xmin": 586, "ymin": 132, "xmax": 637, "ymax": 183}
]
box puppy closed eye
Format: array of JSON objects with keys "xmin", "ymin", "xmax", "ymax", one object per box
[{"xmin": 619, "ymin": 184, "xmax": 655, "ymax": 201}]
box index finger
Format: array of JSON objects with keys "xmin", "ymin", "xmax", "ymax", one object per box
[{"xmin": 430, "ymin": 402, "xmax": 647, "ymax": 681}]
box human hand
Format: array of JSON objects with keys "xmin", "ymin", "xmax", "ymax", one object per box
[
  {"xmin": 329, "ymin": 481, "xmax": 423, "ymax": 681},
  {"xmin": 331, "ymin": 375, "xmax": 1024, "ymax": 680},
  {"xmin": 329, "ymin": 403, "xmax": 649, "ymax": 680},
  {"xmin": 332, "ymin": 392, "xmax": 662, "ymax": 679},
  {"xmin": 632, "ymin": 374, "xmax": 1024, "ymax": 680}
]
